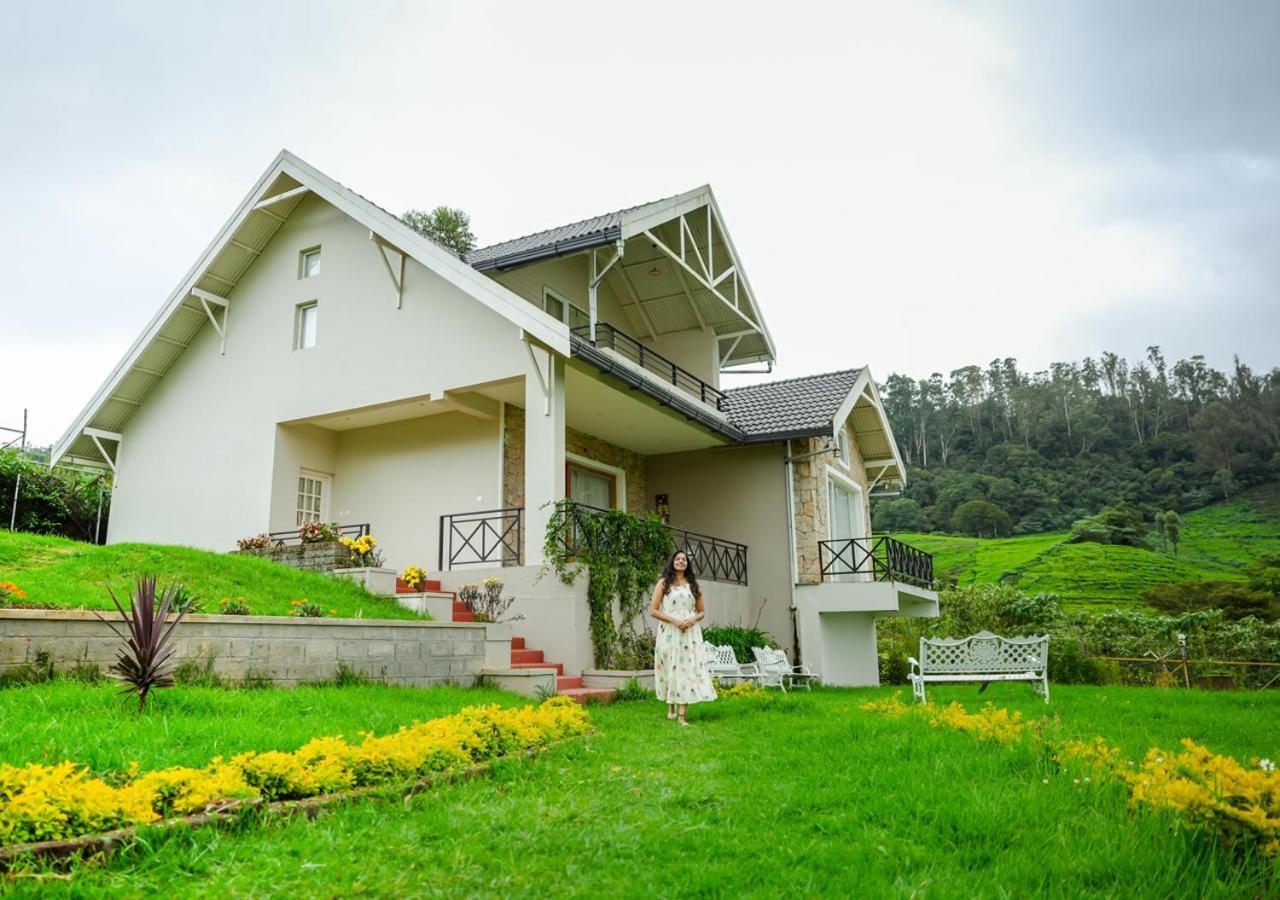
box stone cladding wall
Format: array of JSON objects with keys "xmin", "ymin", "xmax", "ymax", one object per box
[
  {"xmin": 502, "ymin": 405, "xmax": 649, "ymax": 515},
  {"xmin": 791, "ymin": 419, "xmax": 871, "ymax": 585}
]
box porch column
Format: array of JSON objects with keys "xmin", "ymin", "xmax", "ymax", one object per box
[{"xmin": 523, "ymin": 347, "xmax": 565, "ymax": 565}]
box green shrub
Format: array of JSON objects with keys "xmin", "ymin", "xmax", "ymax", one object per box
[
  {"xmin": 1048, "ymin": 638, "xmax": 1110, "ymax": 685},
  {"xmin": 702, "ymin": 626, "xmax": 778, "ymax": 664},
  {"xmin": 612, "ymin": 677, "xmax": 651, "ymax": 702},
  {"xmin": 1141, "ymin": 579, "xmax": 1277, "ymax": 621},
  {"xmin": 0, "ymin": 650, "xmax": 55, "ymax": 688},
  {"xmin": 0, "ymin": 448, "xmax": 111, "ymax": 541},
  {"xmin": 174, "ymin": 656, "xmax": 225, "ymax": 689},
  {"xmin": 240, "ymin": 669, "xmax": 274, "ymax": 690},
  {"xmin": 931, "ymin": 584, "xmax": 1060, "ymax": 638},
  {"xmin": 877, "ymin": 649, "xmax": 911, "ymax": 685}
]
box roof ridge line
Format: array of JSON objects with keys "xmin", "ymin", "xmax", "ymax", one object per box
[
  {"xmin": 722, "ymin": 367, "xmax": 864, "ymax": 394},
  {"xmin": 468, "ymin": 190, "xmax": 688, "ymax": 256}
]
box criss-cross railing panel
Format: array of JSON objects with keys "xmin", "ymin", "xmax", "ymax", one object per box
[{"xmin": 438, "ymin": 508, "xmax": 522, "ymax": 569}]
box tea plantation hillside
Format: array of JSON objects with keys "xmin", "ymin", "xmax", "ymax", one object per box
[{"xmin": 897, "ymin": 483, "xmax": 1280, "ymax": 610}]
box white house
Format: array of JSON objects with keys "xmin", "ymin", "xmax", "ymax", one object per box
[{"xmin": 53, "ymin": 150, "xmax": 937, "ymax": 684}]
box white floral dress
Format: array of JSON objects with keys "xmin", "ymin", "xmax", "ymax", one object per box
[{"xmin": 654, "ymin": 583, "xmax": 717, "ymax": 705}]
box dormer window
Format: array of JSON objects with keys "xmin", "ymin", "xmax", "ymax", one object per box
[{"xmin": 300, "ymin": 247, "xmax": 321, "ymax": 278}]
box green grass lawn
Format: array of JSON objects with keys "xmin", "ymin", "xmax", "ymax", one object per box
[
  {"xmin": 898, "ymin": 482, "xmax": 1280, "ymax": 610},
  {"xmin": 2, "ymin": 682, "xmax": 1276, "ymax": 897},
  {"xmin": 0, "ymin": 531, "xmax": 418, "ymax": 620}
]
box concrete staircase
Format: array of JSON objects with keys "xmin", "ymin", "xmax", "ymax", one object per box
[{"xmin": 399, "ymin": 577, "xmax": 610, "ymax": 702}]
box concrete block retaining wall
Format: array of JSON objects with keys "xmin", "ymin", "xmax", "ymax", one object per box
[{"xmin": 0, "ymin": 609, "xmax": 487, "ymax": 688}]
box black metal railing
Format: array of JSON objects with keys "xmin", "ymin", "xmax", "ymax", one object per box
[
  {"xmin": 439, "ymin": 507, "xmax": 523, "ymax": 570},
  {"xmin": 558, "ymin": 501, "xmax": 748, "ymax": 585},
  {"xmin": 570, "ymin": 322, "xmax": 727, "ymax": 411},
  {"xmin": 269, "ymin": 522, "xmax": 369, "ymax": 547},
  {"xmin": 818, "ymin": 535, "xmax": 933, "ymax": 588}
]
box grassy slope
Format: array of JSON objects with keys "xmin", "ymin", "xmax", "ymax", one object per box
[
  {"xmin": 0, "ymin": 532, "xmax": 418, "ymax": 620},
  {"xmin": 3, "ymin": 682, "xmax": 1276, "ymax": 897},
  {"xmin": 899, "ymin": 482, "xmax": 1280, "ymax": 610}
]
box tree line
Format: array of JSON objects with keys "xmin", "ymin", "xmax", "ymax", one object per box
[{"xmin": 873, "ymin": 348, "xmax": 1280, "ymax": 535}]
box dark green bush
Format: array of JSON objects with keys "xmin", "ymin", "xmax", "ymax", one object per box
[
  {"xmin": 1049, "ymin": 638, "xmax": 1110, "ymax": 685},
  {"xmin": 0, "ymin": 448, "xmax": 111, "ymax": 541},
  {"xmin": 877, "ymin": 649, "xmax": 911, "ymax": 685},
  {"xmin": 1069, "ymin": 504, "xmax": 1152, "ymax": 549},
  {"xmin": 1141, "ymin": 579, "xmax": 1277, "ymax": 621},
  {"xmin": 702, "ymin": 626, "xmax": 777, "ymax": 664}
]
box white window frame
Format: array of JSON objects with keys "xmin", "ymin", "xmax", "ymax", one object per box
[
  {"xmin": 566, "ymin": 450, "xmax": 627, "ymax": 511},
  {"xmin": 543, "ymin": 286, "xmax": 588, "ymax": 328},
  {"xmin": 835, "ymin": 427, "xmax": 851, "ymax": 467},
  {"xmin": 825, "ymin": 466, "xmax": 868, "ymax": 582},
  {"xmin": 299, "ymin": 246, "xmax": 322, "ymax": 279},
  {"xmin": 296, "ymin": 469, "xmax": 332, "ymax": 526},
  {"xmin": 294, "ymin": 301, "xmax": 318, "ymax": 350}
]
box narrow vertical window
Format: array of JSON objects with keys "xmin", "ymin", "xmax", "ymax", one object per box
[
  {"xmin": 295, "ymin": 302, "xmax": 318, "ymax": 350},
  {"xmin": 300, "ymin": 247, "xmax": 321, "ymax": 278}
]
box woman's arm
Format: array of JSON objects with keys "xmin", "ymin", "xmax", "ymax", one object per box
[
  {"xmin": 690, "ymin": 592, "xmax": 706, "ymax": 624},
  {"xmin": 649, "ymin": 580, "xmax": 683, "ymax": 625}
]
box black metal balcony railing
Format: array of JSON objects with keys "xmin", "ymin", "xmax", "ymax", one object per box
[
  {"xmin": 438, "ymin": 508, "xmax": 523, "ymax": 570},
  {"xmin": 269, "ymin": 523, "xmax": 369, "ymax": 547},
  {"xmin": 818, "ymin": 535, "xmax": 934, "ymax": 588},
  {"xmin": 570, "ymin": 322, "xmax": 727, "ymax": 411},
  {"xmin": 558, "ymin": 501, "xmax": 748, "ymax": 586}
]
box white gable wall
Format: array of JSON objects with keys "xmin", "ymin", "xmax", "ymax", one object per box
[{"xmin": 108, "ymin": 194, "xmax": 530, "ymax": 552}]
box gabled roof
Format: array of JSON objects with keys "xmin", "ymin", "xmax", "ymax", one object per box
[
  {"xmin": 465, "ymin": 195, "xmax": 677, "ymax": 270},
  {"xmin": 466, "ymin": 185, "xmax": 777, "ymax": 368},
  {"xmin": 52, "ymin": 150, "xmax": 570, "ymax": 468},
  {"xmin": 723, "ymin": 369, "xmax": 865, "ymax": 439},
  {"xmin": 723, "ymin": 367, "xmax": 907, "ymax": 482}
]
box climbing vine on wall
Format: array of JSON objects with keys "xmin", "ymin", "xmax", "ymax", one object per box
[{"xmin": 543, "ymin": 500, "xmax": 675, "ymax": 668}]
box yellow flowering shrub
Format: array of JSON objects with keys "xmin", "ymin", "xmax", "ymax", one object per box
[
  {"xmin": 860, "ymin": 694, "xmax": 1279, "ymax": 857},
  {"xmin": 858, "ymin": 694, "xmax": 1027, "ymax": 744},
  {"xmin": 718, "ymin": 682, "xmax": 768, "ymax": 701},
  {"xmin": 1124, "ymin": 739, "xmax": 1280, "ymax": 856},
  {"xmin": 0, "ymin": 698, "xmax": 590, "ymax": 846},
  {"xmin": 1057, "ymin": 736, "xmax": 1122, "ymax": 773}
]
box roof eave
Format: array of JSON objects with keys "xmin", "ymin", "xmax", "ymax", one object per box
[{"xmin": 470, "ymin": 227, "xmax": 622, "ymax": 272}]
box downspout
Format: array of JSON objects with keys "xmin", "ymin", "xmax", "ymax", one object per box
[{"xmin": 783, "ymin": 440, "xmax": 800, "ymax": 662}]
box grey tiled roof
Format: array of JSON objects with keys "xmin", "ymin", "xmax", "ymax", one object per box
[
  {"xmin": 465, "ymin": 194, "xmax": 679, "ymax": 269},
  {"xmin": 722, "ymin": 368, "xmax": 864, "ymax": 438}
]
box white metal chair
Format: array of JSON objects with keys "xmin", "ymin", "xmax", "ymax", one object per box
[
  {"xmin": 703, "ymin": 642, "xmax": 759, "ymax": 686},
  {"xmin": 751, "ymin": 647, "xmax": 818, "ymax": 691}
]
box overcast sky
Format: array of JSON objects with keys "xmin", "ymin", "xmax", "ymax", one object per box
[{"xmin": 2, "ymin": 1, "xmax": 1277, "ymax": 445}]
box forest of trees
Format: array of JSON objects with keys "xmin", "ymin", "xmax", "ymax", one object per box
[{"xmin": 872, "ymin": 349, "xmax": 1280, "ymax": 535}]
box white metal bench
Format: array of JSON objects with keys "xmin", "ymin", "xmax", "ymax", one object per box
[
  {"xmin": 908, "ymin": 631, "xmax": 1049, "ymax": 705},
  {"xmin": 704, "ymin": 643, "xmax": 759, "ymax": 686},
  {"xmin": 751, "ymin": 647, "xmax": 818, "ymax": 691}
]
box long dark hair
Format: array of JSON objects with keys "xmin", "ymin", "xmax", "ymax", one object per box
[{"xmin": 660, "ymin": 548, "xmax": 701, "ymax": 599}]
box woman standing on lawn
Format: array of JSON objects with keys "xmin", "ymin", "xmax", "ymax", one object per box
[{"xmin": 650, "ymin": 549, "xmax": 716, "ymax": 725}]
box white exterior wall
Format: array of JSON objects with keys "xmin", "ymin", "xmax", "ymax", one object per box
[
  {"xmin": 299, "ymin": 413, "xmax": 499, "ymax": 571},
  {"xmin": 109, "ymin": 194, "xmax": 529, "ymax": 551},
  {"xmin": 645, "ymin": 443, "xmax": 794, "ymax": 654}
]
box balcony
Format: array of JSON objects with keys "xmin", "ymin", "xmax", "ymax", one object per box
[
  {"xmin": 817, "ymin": 535, "xmax": 934, "ymax": 589},
  {"xmin": 438, "ymin": 503, "xmax": 748, "ymax": 585},
  {"xmin": 569, "ymin": 322, "xmax": 727, "ymax": 413}
]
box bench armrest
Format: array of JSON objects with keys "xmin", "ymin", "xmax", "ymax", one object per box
[{"xmin": 908, "ymin": 657, "xmax": 922, "ymax": 678}]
